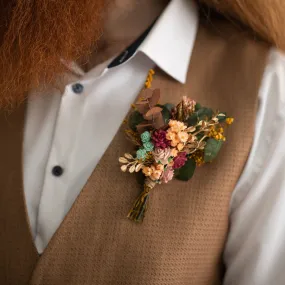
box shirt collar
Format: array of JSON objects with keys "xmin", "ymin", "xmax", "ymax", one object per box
[
  {"xmin": 64, "ymin": 0, "xmax": 198, "ymax": 84},
  {"xmin": 138, "ymin": 0, "xmax": 198, "ymax": 84}
]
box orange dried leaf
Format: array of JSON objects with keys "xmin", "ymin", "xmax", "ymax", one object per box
[
  {"xmin": 137, "ymin": 123, "xmax": 152, "ymax": 134},
  {"xmin": 153, "ymin": 114, "xmax": 165, "ymax": 129},
  {"xmin": 135, "ymin": 101, "xmax": 150, "ymax": 114},
  {"xmin": 149, "ymin": 89, "xmax": 160, "ymax": 107},
  {"xmin": 144, "ymin": 107, "xmax": 163, "ymax": 120},
  {"xmin": 139, "ymin": 89, "xmax": 153, "ymax": 100}
]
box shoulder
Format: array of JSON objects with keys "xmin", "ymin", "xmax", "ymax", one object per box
[
  {"xmin": 264, "ymin": 48, "xmax": 285, "ymax": 75},
  {"xmin": 225, "ymin": 48, "xmax": 285, "ymax": 284},
  {"xmin": 230, "ymin": 47, "xmax": 285, "ymax": 211},
  {"xmin": 259, "ymin": 48, "xmax": 285, "ymax": 110}
]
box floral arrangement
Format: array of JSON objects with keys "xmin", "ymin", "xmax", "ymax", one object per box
[{"xmin": 119, "ymin": 69, "xmax": 234, "ymax": 223}]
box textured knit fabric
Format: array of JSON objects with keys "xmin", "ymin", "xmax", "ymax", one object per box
[
  {"xmin": 0, "ymin": 103, "xmax": 39, "ymax": 285},
  {"xmin": 0, "ymin": 19, "xmax": 269, "ymax": 285}
]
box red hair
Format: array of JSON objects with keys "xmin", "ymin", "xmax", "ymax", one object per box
[{"xmin": 200, "ymin": 0, "xmax": 285, "ymax": 50}]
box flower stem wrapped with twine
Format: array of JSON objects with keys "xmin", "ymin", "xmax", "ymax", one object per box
[{"xmin": 127, "ymin": 178, "xmax": 156, "ymax": 223}]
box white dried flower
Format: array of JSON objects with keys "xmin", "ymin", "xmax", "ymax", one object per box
[
  {"xmin": 124, "ymin": 153, "xmax": 134, "ymax": 159},
  {"xmin": 129, "ymin": 165, "xmax": 136, "ymax": 173},
  {"xmin": 119, "ymin": 157, "xmax": 129, "ymax": 163},
  {"xmin": 121, "ymin": 165, "xmax": 128, "ymax": 172}
]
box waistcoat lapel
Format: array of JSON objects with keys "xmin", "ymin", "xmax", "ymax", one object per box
[
  {"xmin": 0, "ymin": 103, "xmax": 39, "ymax": 284},
  {"xmin": 28, "ymin": 20, "xmax": 269, "ymax": 285}
]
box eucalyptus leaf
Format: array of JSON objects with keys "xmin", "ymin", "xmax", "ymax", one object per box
[
  {"xmin": 129, "ymin": 111, "xmax": 144, "ymax": 131},
  {"xmin": 175, "ymin": 158, "xmax": 196, "ymax": 181},
  {"xmin": 204, "ymin": 138, "xmax": 223, "ymax": 162}
]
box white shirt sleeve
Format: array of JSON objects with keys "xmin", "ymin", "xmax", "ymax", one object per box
[{"xmin": 224, "ymin": 48, "xmax": 285, "ymax": 285}]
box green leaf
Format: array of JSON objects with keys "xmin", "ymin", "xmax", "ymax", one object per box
[
  {"xmin": 217, "ymin": 112, "xmax": 227, "ymax": 122},
  {"xmin": 187, "ymin": 113, "xmax": 198, "ymax": 126},
  {"xmin": 195, "ymin": 103, "xmax": 202, "ymax": 111},
  {"xmin": 161, "ymin": 106, "xmax": 171, "ymax": 125},
  {"xmin": 204, "ymin": 138, "xmax": 223, "ymax": 162},
  {"xmin": 187, "ymin": 107, "xmax": 214, "ymax": 126},
  {"xmin": 129, "ymin": 111, "xmax": 144, "ymax": 131},
  {"xmin": 156, "ymin": 103, "xmax": 174, "ymax": 123},
  {"xmin": 164, "ymin": 103, "xmax": 175, "ymax": 113},
  {"xmin": 197, "ymin": 107, "xmax": 214, "ymax": 121},
  {"xmin": 175, "ymin": 158, "xmax": 196, "ymax": 181},
  {"xmin": 196, "ymin": 133, "xmax": 204, "ymax": 140}
]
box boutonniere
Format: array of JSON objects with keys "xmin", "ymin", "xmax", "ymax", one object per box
[{"xmin": 119, "ymin": 70, "xmax": 234, "ymax": 223}]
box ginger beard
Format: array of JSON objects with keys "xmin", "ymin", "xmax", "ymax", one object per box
[
  {"xmin": 1, "ymin": 0, "xmax": 285, "ymax": 109},
  {"xmin": 0, "ymin": 0, "xmax": 105, "ymax": 108}
]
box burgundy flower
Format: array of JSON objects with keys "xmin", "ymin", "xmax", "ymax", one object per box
[
  {"xmin": 173, "ymin": 152, "xmax": 187, "ymax": 169},
  {"xmin": 152, "ymin": 130, "xmax": 171, "ymax": 149}
]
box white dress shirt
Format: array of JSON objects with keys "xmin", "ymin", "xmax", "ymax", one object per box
[{"xmin": 23, "ymin": 0, "xmax": 285, "ymax": 283}]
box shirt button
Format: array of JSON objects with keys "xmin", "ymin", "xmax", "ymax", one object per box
[
  {"xmin": 52, "ymin": 166, "xmax": 64, "ymax": 177},
  {"xmin": 72, "ymin": 83, "xmax": 84, "ymax": 94}
]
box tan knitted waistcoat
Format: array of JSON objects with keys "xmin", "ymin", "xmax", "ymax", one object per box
[{"xmin": 0, "ymin": 19, "xmax": 269, "ymax": 285}]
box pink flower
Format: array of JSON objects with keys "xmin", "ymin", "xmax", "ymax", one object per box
[
  {"xmin": 153, "ymin": 148, "xmax": 172, "ymax": 165},
  {"xmin": 152, "ymin": 130, "xmax": 171, "ymax": 149},
  {"xmin": 162, "ymin": 167, "xmax": 174, "ymax": 183},
  {"xmin": 173, "ymin": 152, "xmax": 187, "ymax": 169}
]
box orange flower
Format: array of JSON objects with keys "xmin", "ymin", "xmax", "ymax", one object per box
[
  {"xmin": 171, "ymin": 148, "xmax": 178, "ymax": 157},
  {"xmin": 177, "ymin": 131, "xmax": 189, "ymax": 143},
  {"xmin": 168, "ymin": 120, "xmax": 177, "ymax": 128},
  {"xmin": 166, "ymin": 131, "xmax": 176, "ymax": 141},
  {"xmin": 155, "ymin": 164, "xmax": 164, "ymax": 171},
  {"xmin": 149, "ymin": 165, "xmax": 163, "ymax": 180},
  {"xmin": 168, "ymin": 120, "xmax": 187, "ymax": 133},
  {"xmin": 151, "ymin": 170, "xmax": 163, "ymax": 180},
  {"xmin": 177, "ymin": 143, "xmax": 184, "ymax": 151},
  {"xmin": 142, "ymin": 167, "xmax": 152, "ymax": 177},
  {"xmin": 170, "ymin": 139, "xmax": 179, "ymax": 147}
]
